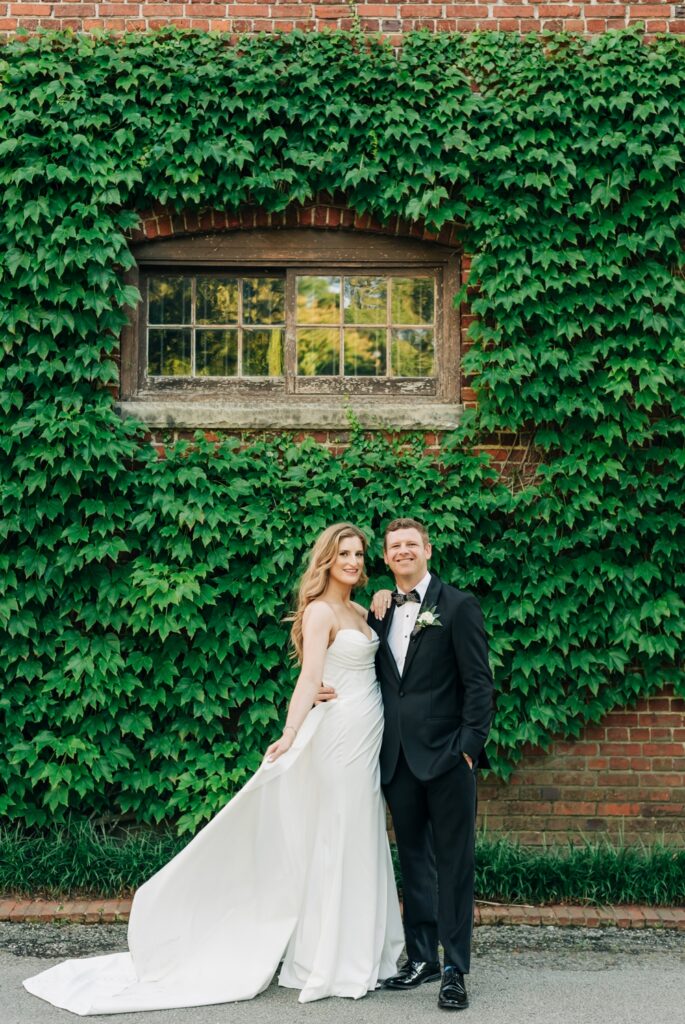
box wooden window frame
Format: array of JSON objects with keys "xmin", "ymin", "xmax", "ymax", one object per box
[{"xmin": 121, "ymin": 231, "xmax": 460, "ymax": 402}]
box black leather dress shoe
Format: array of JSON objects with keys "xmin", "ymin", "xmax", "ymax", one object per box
[
  {"xmin": 438, "ymin": 967, "xmax": 468, "ymax": 1010},
  {"xmin": 383, "ymin": 960, "xmax": 442, "ymax": 989}
]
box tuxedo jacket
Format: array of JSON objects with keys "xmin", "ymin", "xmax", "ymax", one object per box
[{"xmin": 368, "ymin": 575, "xmax": 494, "ymax": 785}]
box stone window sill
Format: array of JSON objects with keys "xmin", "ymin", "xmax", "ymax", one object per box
[{"xmin": 116, "ymin": 399, "xmax": 463, "ymax": 431}]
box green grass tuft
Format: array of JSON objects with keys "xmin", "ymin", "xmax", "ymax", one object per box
[
  {"xmin": 474, "ymin": 833, "xmax": 685, "ymax": 907},
  {"xmin": 2, "ymin": 823, "xmax": 683, "ymax": 906}
]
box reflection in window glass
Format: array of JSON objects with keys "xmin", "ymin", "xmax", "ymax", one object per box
[
  {"xmin": 344, "ymin": 277, "xmax": 386, "ymax": 325},
  {"xmin": 243, "ymin": 278, "xmax": 285, "ymax": 325},
  {"xmin": 244, "ymin": 329, "xmax": 284, "ymax": 375},
  {"xmin": 392, "ymin": 277, "xmax": 434, "ymax": 325},
  {"xmin": 196, "ymin": 329, "xmax": 238, "ymax": 376},
  {"xmin": 145, "ymin": 270, "xmax": 439, "ymax": 383},
  {"xmin": 148, "ymin": 277, "xmax": 191, "ymax": 325},
  {"xmin": 344, "ymin": 329, "xmax": 386, "ymax": 376},
  {"xmin": 146, "ymin": 274, "xmax": 286, "ymax": 379},
  {"xmin": 148, "ymin": 328, "xmax": 192, "ymax": 375},
  {"xmin": 297, "ymin": 328, "xmax": 339, "ymax": 376},
  {"xmin": 196, "ymin": 278, "xmax": 238, "ymax": 324},
  {"xmin": 391, "ymin": 329, "xmax": 435, "ymax": 376},
  {"xmin": 297, "ymin": 276, "xmax": 341, "ymax": 324}
]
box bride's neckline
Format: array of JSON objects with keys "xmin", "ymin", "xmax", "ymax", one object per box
[{"xmin": 332, "ymin": 627, "xmax": 377, "ymax": 645}]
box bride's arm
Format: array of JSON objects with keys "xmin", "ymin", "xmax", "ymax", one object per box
[{"xmin": 265, "ymin": 602, "xmax": 334, "ymax": 763}]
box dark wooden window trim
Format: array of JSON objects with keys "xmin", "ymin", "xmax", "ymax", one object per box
[{"xmin": 119, "ymin": 230, "xmax": 462, "ymax": 430}]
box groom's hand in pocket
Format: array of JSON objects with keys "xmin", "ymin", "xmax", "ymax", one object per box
[{"xmin": 313, "ymin": 684, "xmax": 337, "ymax": 705}]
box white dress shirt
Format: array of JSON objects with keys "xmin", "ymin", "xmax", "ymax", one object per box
[{"xmin": 387, "ymin": 572, "xmax": 432, "ymax": 675}]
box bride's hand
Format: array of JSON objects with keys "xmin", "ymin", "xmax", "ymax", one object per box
[
  {"xmin": 264, "ymin": 731, "xmax": 294, "ymax": 764},
  {"xmin": 370, "ymin": 588, "xmax": 393, "ymax": 619},
  {"xmin": 313, "ymin": 684, "xmax": 337, "ymax": 705}
]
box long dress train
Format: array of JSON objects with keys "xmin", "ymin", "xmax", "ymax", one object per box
[{"xmin": 23, "ymin": 628, "xmax": 404, "ymax": 1015}]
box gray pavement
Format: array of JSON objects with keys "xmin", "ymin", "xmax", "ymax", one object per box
[{"xmin": 1, "ymin": 923, "xmax": 684, "ymax": 1024}]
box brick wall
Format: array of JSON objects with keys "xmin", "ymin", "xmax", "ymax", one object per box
[
  {"xmin": 2, "ymin": 1, "xmax": 684, "ymax": 37},
  {"xmin": 479, "ymin": 686, "xmax": 685, "ymax": 845}
]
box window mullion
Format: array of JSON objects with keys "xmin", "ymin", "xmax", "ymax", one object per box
[
  {"xmin": 236, "ymin": 277, "xmax": 243, "ymax": 377},
  {"xmin": 386, "ymin": 276, "xmax": 393, "ymax": 377},
  {"xmin": 285, "ymin": 269, "xmax": 296, "ymax": 392},
  {"xmin": 190, "ymin": 275, "xmax": 196, "ymax": 377},
  {"xmin": 339, "ymin": 275, "xmax": 345, "ymax": 377}
]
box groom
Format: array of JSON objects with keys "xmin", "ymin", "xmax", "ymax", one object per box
[{"xmin": 368, "ymin": 517, "xmax": 493, "ymax": 1011}]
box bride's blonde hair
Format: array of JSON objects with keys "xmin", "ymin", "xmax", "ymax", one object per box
[{"xmin": 289, "ymin": 523, "xmax": 369, "ymax": 662}]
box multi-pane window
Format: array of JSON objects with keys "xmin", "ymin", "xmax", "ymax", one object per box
[
  {"xmin": 143, "ymin": 270, "xmax": 440, "ymax": 392},
  {"xmin": 295, "ymin": 274, "xmax": 435, "ymax": 378},
  {"xmin": 122, "ymin": 230, "xmax": 459, "ymax": 407},
  {"xmin": 147, "ymin": 275, "xmax": 285, "ymax": 377}
]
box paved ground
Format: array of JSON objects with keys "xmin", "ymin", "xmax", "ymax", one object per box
[{"xmin": 2, "ymin": 923, "xmax": 684, "ymax": 1024}]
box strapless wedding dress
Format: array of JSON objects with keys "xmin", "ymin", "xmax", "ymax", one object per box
[{"xmin": 23, "ymin": 628, "xmax": 403, "ymax": 1014}]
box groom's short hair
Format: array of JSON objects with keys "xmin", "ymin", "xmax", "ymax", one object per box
[{"xmin": 384, "ymin": 518, "xmax": 431, "ymax": 549}]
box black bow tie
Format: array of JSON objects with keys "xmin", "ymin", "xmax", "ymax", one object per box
[{"xmin": 392, "ymin": 590, "xmax": 421, "ymax": 606}]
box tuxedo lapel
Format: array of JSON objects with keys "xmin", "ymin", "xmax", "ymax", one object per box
[{"xmin": 401, "ymin": 575, "xmax": 443, "ymax": 681}]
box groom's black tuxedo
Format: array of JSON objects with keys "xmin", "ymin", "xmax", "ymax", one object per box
[
  {"xmin": 368, "ymin": 574, "xmax": 493, "ymax": 786},
  {"xmin": 368, "ymin": 574, "xmax": 494, "ymax": 976}
]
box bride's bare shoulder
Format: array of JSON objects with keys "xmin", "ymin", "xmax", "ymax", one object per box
[{"xmin": 303, "ymin": 600, "xmax": 336, "ymax": 628}]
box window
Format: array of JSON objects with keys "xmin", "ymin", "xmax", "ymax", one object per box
[
  {"xmin": 119, "ymin": 231, "xmax": 461, "ymax": 429},
  {"xmin": 146, "ymin": 274, "xmax": 285, "ymax": 378}
]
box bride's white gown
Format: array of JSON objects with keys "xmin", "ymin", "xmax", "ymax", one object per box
[{"xmin": 23, "ymin": 628, "xmax": 404, "ymax": 1015}]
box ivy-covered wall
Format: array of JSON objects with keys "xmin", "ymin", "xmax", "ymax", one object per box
[{"xmin": 0, "ymin": 28, "xmax": 683, "ymax": 835}]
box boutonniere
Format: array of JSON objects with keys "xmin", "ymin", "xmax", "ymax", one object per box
[{"xmin": 411, "ymin": 605, "xmax": 442, "ymax": 638}]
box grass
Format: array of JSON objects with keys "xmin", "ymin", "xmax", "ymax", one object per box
[
  {"xmin": 474, "ymin": 834, "xmax": 685, "ymax": 907},
  {"xmin": 0, "ymin": 822, "xmax": 185, "ymax": 899},
  {"xmin": 1, "ymin": 822, "xmax": 683, "ymax": 905}
]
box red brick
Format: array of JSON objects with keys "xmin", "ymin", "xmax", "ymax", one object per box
[
  {"xmin": 314, "ymin": 4, "xmax": 350, "ymax": 18},
  {"xmin": 645, "ymin": 698, "xmax": 673, "ymax": 710},
  {"xmin": 227, "ymin": 4, "xmax": 269, "ymax": 14},
  {"xmin": 10, "ymin": 3, "xmax": 51, "ymax": 12},
  {"xmin": 0, "ymin": 899, "xmax": 18, "ymax": 920},
  {"xmin": 607, "ymin": 712, "xmax": 640, "ymax": 726},
  {"xmin": 50, "ymin": 2, "xmax": 96, "ymax": 12},
  {"xmin": 602, "ymin": 743, "xmax": 643, "ymax": 756},
  {"xmin": 639, "ymin": 712, "xmax": 683, "ymax": 726},
  {"xmin": 98, "ymin": 3, "xmax": 141, "ymax": 12},
  {"xmin": 445, "ymin": 3, "xmax": 489, "ymax": 13},
  {"xmin": 627, "ymin": 3, "xmax": 666, "ymax": 14},
  {"xmin": 184, "ymin": 3, "xmax": 228, "ymax": 14},
  {"xmin": 654, "ymin": 908, "xmax": 685, "ymax": 929},
  {"xmin": 643, "ymin": 743, "xmax": 684, "ymax": 757},
  {"xmin": 552, "ymin": 801, "xmax": 597, "ymax": 815},
  {"xmin": 606, "ymin": 727, "xmax": 631, "ymax": 740},
  {"xmin": 588, "ymin": 3, "xmax": 628, "ymax": 14},
  {"xmin": 596, "ymin": 802, "xmax": 641, "ymax": 816},
  {"xmin": 357, "ymin": 4, "xmax": 393, "ymax": 14},
  {"xmin": 554, "ymin": 906, "xmax": 588, "ymax": 926},
  {"xmin": 538, "ymin": 3, "xmax": 581, "ymax": 13}
]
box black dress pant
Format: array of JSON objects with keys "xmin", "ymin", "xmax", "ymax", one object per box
[{"xmin": 383, "ymin": 747, "xmax": 477, "ymax": 974}]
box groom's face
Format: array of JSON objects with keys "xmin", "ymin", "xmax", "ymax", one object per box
[{"xmin": 383, "ymin": 527, "xmax": 432, "ymax": 588}]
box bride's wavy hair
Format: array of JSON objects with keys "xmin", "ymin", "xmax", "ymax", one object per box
[{"xmin": 288, "ymin": 523, "xmax": 369, "ymax": 662}]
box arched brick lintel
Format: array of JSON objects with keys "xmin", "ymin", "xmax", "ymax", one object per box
[{"xmin": 130, "ymin": 201, "xmax": 462, "ymax": 249}]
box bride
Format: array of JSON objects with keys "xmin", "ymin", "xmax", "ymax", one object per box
[{"xmin": 24, "ymin": 523, "xmax": 404, "ymax": 1015}]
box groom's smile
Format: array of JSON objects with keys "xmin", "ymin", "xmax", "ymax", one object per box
[{"xmin": 383, "ymin": 526, "xmax": 432, "ymax": 592}]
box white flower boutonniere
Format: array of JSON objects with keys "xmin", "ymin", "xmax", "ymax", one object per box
[{"xmin": 411, "ymin": 605, "xmax": 442, "ymax": 638}]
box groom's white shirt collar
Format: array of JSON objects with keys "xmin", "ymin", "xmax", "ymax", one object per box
[{"xmin": 397, "ymin": 571, "xmax": 431, "ymax": 601}]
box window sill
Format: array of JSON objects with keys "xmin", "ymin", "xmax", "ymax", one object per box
[{"xmin": 116, "ymin": 399, "xmax": 463, "ymax": 431}]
